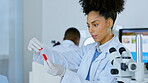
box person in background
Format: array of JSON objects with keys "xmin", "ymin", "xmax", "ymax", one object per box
[
  {"xmin": 52, "ymin": 27, "xmax": 80, "ymax": 51},
  {"xmin": 51, "ymin": 27, "xmax": 81, "ymax": 70},
  {"xmin": 30, "ymin": 27, "xmax": 81, "ymax": 70},
  {"xmin": 28, "ymin": 0, "xmax": 132, "ymax": 83}
]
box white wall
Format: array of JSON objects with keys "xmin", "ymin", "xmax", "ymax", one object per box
[
  {"xmin": 42, "ymin": 0, "xmax": 148, "ymax": 46},
  {"xmin": 42, "ymin": 0, "xmax": 87, "ymax": 47},
  {"xmin": 115, "ymin": 0, "xmax": 148, "ymax": 28},
  {"xmin": 23, "ymin": 0, "xmax": 42, "ymax": 83}
]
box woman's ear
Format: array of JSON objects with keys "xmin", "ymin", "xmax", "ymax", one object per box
[{"xmin": 107, "ymin": 18, "xmax": 113, "ymax": 28}]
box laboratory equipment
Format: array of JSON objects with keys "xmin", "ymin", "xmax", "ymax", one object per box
[
  {"xmin": 119, "ymin": 28, "xmax": 148, "ymax": 63},
  {"xmin": 109, "ymin": 34, "xmax": 148, "ymax": 83}
]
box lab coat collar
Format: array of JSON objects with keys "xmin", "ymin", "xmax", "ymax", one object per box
[
  {"xmin": 62, "ymin": 40, "xmax": 75, "ymax": 45},
  {"xmin": 96, "ymin": 35, "xmax": 116, "ymax": 52}
]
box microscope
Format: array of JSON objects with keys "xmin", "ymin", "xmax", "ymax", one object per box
[{"xmin": 109, "ymin": 34, "xmax": 148, "ymax": 83}]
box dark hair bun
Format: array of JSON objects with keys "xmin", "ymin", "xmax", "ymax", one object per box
[{"xmin": 79, "ymin": 0, "xmax": 125, "ymax": 15}]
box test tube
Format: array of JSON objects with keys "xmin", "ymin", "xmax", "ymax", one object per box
[{"xmin": 136, "ymin": 34, "xmax": 143, "ymax": 63}]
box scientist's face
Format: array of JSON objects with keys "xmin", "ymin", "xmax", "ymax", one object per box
[{"xmin": 87, "ymin": 11, "xmax": 113, "ymax": 45}]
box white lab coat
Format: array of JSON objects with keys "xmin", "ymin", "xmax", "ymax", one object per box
[
  {"xmin": 52, "ymin": 40, "xmax": 79, "ymax": 53},
  {"xmin": 0, "ymin": 75, "xmax": 9, "ymax": 83},
  {"xmin": 34, "ymin": 36, "xmax": 126, "ymax": 83},
  {"xmin": 51, "ymin": 40, "xmax": 81, "ymax": 70},
  {"xmin": 33, "ymin": 40, "xmax": 81, "ymax": 70}
]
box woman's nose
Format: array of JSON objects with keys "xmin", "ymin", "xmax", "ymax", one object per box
[{"xmin": 89, "ymin": 26, "xmax": 94, "ymax": 33}]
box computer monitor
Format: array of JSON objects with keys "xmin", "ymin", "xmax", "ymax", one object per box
[{"xmin": 119, "ymin": 28, "xmax": 148, "ymax": 63}]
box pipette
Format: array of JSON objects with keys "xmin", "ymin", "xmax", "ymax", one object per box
[{"xmin": 39, "ymin": 48, "xmax": 53, "ymax": 69}]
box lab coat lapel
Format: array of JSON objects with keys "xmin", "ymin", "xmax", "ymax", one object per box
[
  {"xmin": 89, "ymin": 37, "xmax": 121, "ymax": 80},
  {"xmin": 77, "ymin": 46, "xmax": 96, "ymax": 80},
  {"xmin": 89, "ymin": 52, "xmax": 107, "ymax": 80}
]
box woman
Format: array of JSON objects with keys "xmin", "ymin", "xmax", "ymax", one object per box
[{"xmin": 28, "ymin": 0, "xmax": 127, "ymax": 83}]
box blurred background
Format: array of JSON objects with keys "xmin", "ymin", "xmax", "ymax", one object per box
[{"xmin": 0, "ymin": 0, "xmax": 148, "ymax": 83}]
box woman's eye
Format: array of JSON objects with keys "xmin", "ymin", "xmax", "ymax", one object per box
[
  {"xmin": 87, "ymin": 25, "xmax": 90, "ymax": 28},
  {"xmin": 93, "ymin": 24, "xmax": 98, "ymax": 27}
]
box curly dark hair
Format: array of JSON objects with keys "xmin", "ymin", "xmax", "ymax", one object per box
[{"xmin": 79, "ymin": 0, "xmax": 125, "ymax": 28}]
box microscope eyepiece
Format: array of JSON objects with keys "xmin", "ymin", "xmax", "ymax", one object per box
[
  {"xmin": 119, "ymin": 47, "xmax": 126, "ymax": 55},
  {"xmin": 111, "ymin": 69, "xmax": 119, "ymax": 74},
  {"xmin": 109, "ymin": 47, "xmax": 116, "ymax": 53}
]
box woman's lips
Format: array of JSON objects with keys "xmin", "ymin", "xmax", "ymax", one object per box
[{"xmin": 92, "ymin": 35, "xmax": 97, "ymax": 39}]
